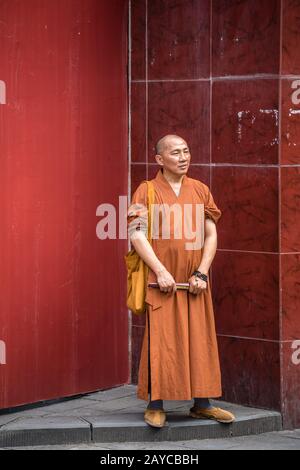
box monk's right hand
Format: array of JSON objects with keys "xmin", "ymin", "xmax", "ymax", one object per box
[{"xmin": 155, "ymin": 267, "xmax": 177, "ymax": 294}]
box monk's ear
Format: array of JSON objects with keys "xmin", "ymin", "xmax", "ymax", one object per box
[{"xmin": 154, "ymin": 154, "xmax": 163, "ymax": 166}]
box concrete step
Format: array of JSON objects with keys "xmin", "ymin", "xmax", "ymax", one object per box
[{"xmin": 0, "ymin": 386, "xmax": 282, "ymax": 447}]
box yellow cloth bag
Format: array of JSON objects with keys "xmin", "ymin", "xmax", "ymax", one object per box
[{"xmin": 124, "ymin": 181, "xmax": 155, "ymax": 315}]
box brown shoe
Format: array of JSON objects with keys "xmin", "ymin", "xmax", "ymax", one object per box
[
  {"xmin": 144, "ymin": 408, "xmax": 167, "ymax": 428},
  {"xmin": 189, "ymin": 406, "xmax": 235, "ymax": 424}
]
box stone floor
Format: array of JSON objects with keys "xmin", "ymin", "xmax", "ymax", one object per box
[
  {"xmin": 4, "ymin": 429, "xmax": 300, "ymax": 450},
  {"xmin": 0, "ymin": 384, "xmax": 286, "ymax": 448}
]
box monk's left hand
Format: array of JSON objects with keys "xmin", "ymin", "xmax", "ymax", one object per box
[{"xmin": 188, "ymin": 275, "xmax": 207, "ymax": 295}]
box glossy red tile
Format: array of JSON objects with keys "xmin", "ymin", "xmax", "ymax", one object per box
[
  {"xmin": 213, "ymin": 251, "xmax": 279, "ymax": 340},
  {"xmin": 185, "ymin": 165, "xmax": 210, "ymax": 185},
  {"xmin": 131, "ymin": 163, "xmax": 147, "ymax": 196},
  {"xmin": 281, "ymin": 254, "xmax": 300, "ymax": 341},
  {"xmin": 218, "ymin": 336, "xmax": 281, "ymax": 410},
  {"xmin": 131, "ymin": 326, "xmax": 145, "ymax": 384},
  {"xmin": 212, "ymin": 167, "xmax": 279, "ymax": 252},
  {"xmin": 281, "ymin": 341, "xmax": 300, "ymax": 429},
  {"xmin": 281, "ymin": 167, "xmax": 300, "ymax": 253},
  {"xmin": 281, "ymin": 79, "xmax": 300, "ymax": 164},
  {"xmin": 282, "ymin": 0, "xmax": 300, "ymax": 75},
  {"xmin": 148, "ymin": 81, "xmax": 210, "ymax": 163},
  {"xmin": 131, "ymin": 0, "xmax": 146, "ymax": 80},
  {"xmin": 131, "ymin": 82, "xmax": 146, "ymax": 162},
  {"xmin": 212, "ymin": 79, "xmax": 279, "ymax": 164},
  {"xmin": 148, "ymin": 0, "xmax": 210, "ymax": 80},
  {"xmin": 212, "ymin": 0, "xmax": 280, "ymax": 76},
  {"xmin": 147, "ymin": 164, "xmax": 159, "ymax": 181}
]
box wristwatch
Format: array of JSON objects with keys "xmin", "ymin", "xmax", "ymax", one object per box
[{"xmin": 192, "ymin": 270, "xmax": 208, "ymax": 282}]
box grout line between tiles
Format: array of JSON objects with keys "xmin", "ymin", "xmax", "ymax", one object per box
[{"xmin": 145, "ymin": 0, "xmax": 149, "ymax": 177}]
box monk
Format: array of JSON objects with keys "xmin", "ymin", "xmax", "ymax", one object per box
[{"xmin": 127, "ymin": 135, "xmax": 235, "ymax": 428}]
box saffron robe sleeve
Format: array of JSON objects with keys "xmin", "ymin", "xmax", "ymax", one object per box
[
  {"xmin": 204, "ymin": 186, "xmax": 222, "ymax": 225},
  {"xmin": 127, "ymin": 181, "xmax": 149, "ymax": 237}
]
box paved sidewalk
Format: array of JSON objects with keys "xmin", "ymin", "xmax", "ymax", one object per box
[
  {"xmin": 3, "ymin": 429, "xmax": 300, "ymax": 450},
  {"xmin": 0, "ymin": 385, "xmax": 283, "ymax": 448}
]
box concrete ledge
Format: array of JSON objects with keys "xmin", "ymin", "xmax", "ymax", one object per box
[
  {"xmin": 0, "ymin": 410, "xmax": 282, "ymax": 447},
  {"xmin": 0, "ymin": 387, "xmax": 283, "ymax": 447},
  {"xmin": 90, "ymin": 410, "xmax": 282, "ymax": 443},
  {"xmin": 0, "ymin": 417, "xmax": 91, "ymax": 447}
]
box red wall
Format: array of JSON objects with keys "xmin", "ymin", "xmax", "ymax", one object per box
[
  {"xmin": 0, "ymin": 0, "xmax": 129, "ymax": 408},
  {"xmin": 130, "ymin": 0, "xmax": 300, "ymax": 429}
]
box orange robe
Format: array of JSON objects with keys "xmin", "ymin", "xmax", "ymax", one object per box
[{"xmin": 128, "ymin": 168, "xmax": 222, "ymax": 401}]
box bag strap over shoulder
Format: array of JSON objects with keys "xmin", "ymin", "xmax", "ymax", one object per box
[{"xmin": 141, "ymin": 180, "xmax": 155, "ymax": 243}]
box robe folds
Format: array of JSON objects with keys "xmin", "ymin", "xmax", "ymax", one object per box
[{"xmin": 127, "ymin": 168, "xmax": 222, "ymax": 401}]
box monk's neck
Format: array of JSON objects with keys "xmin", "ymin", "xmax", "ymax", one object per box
[{"xmin": 162, "ymin": 168, "xmax": 184, "ymax": 185}]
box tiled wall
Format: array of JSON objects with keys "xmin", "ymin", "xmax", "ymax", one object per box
[
  {"xmin": 129, "ymin": 0, "xmax": 300, "ymax": 429},
  {"xmin": 280, "ymin": 1, "xmax": 300, "ymax": 430}
]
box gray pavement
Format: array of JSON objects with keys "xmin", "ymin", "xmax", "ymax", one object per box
[
  {"xmin": 0, "ymin": 385, "xmax": 288, "ymax": 449},
  {"xmin": 2, "ymin": 429, "xmax": 300, "ymax": 450}
]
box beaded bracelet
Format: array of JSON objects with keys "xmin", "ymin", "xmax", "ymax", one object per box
[{"xmin": 192, "ymin": 270, "xmax": 208, "ymax": 282}]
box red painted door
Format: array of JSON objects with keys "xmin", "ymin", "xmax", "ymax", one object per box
[{"xmin": 0, "ymin": 0, "xmax": 129, "ymax": 408}]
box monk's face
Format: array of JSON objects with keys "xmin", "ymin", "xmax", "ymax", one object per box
[{"xmin": 156, "ymin": 138, "xmax": 191, "ymax": 176}]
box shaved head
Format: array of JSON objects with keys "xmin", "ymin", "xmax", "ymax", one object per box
[
  {"xmin": 155, "ymin": 134, "xmax": 187, "ymax": 155},
  {"xmin": 154, "ymin": 134, "xmax": 191, "ymax": 177}
]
